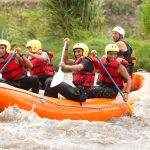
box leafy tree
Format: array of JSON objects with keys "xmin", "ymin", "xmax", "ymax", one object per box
[
  {"xmin": 140, "ymin": 0, "xmax": 150, "ymax": 35},
  {"xmin": 41, "ymin": 0, "xmax": 105, "ymax": 37}
]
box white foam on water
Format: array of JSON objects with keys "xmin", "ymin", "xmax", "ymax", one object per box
[{"xmin": 0, "ymin": 72, "xmax": 150, "ymax": 150}]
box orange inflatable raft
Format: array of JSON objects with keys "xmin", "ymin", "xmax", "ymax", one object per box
[{"xmin": 0, "ymin": 72, "xmax": 145, "ymax": 121}]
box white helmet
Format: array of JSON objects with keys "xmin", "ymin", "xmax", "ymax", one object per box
[{"xmin": 112, "ymin": 26, "xmax": 125, "ymax": 38}]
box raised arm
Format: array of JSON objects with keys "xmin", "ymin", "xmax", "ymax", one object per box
[{"xmin": 63, "ymin": 38, "xmax": 75, "ymax": 65}]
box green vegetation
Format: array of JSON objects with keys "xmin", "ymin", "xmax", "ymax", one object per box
[
  {"xmin": 41, "ymin": 0, "xmax": 104, "ymax": 37},
  {"xmin": 140, "ymin": 0, "xmax": 150, "ymax": 36},
  {"xmin": 0, "ymin": 0, "xmax": 150, "ymax": 71}
]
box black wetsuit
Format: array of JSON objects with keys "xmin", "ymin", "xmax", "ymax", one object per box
[
  {"xmin": 88, "ymin": 82, "xmax": 120, "ymax": 99},
  {"xmin": 47, "ymin": 58, "xmax": 95, "ymax": 102},
  {"xmin": 119, "ymin": 41, "xmax": 134, "ymax": 75},
  {"xmin": 0, "ymin": 75, "xmax": 39, "ymax": 94}
]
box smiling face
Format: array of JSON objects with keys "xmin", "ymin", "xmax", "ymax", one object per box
[
  {"xmin": 107, "ymin": 51, "xmax": 118, "ymax": 61},
  {"xmin": 74, "ymin": 48, "xmax": 83, "ymax": 59},
  {"xmin": 0, "ymin": 45, "xmax": 6, "ymax": 56}
]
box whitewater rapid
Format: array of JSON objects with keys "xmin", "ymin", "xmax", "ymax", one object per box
[{"xmin": 0, "ymin": 72, "xmax": 150, "ymax": 150}]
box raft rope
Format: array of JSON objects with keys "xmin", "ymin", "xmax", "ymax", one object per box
[{"xmin": 0, "ymin": 86, "xmax": 125, "ymax": 110}]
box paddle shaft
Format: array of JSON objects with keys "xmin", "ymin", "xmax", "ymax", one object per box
[
  {"xmin": 50, "ymin": 41, "xmax": 67, "ymax": 88},
  {"xmin": 0, "ymin": 52, "xmax": 16, "ymax": 74},
  {"xmin": 59, "ymin": 41, "xmax": 67, "ymax": 70}
]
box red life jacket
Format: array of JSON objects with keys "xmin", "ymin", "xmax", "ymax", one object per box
[
  {"xmin": 72, "ymin": 57, "xmax": 95, "ymax": 87},
  {"xmin": 97, "ymin": 57, "xmax": 128, "ymax": 87},
  {"xmin": 0, "ymin": 52, "xmax": 26, "ymax": 81},
  {"xmin": 30, "ymin": 49, "xmax": 55, "ymax": 77}
]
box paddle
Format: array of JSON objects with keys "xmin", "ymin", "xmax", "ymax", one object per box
[
  {"xmin": 96, "ymin": 56, "xmax": 133, "ymax": 115},
  {"xmin": 0, "ymin": 51, "xmax": 16, "ymax": 78},
  {"xmin": 50, "ymin": 41, "xmax": 67, "ymax": 87}
]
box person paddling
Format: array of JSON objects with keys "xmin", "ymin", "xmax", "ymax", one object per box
[
  {"xmin": 25, "ymin": 40, "xmax": 55, "ymax": 96},
  {"xmin": 89, "ymin": 44, "xmax": 131, "ymax": 102},
  {"xmin": 48, "ymin": 38, "xmax": 96, "ymax": 102},
  {"xmin": 0, "ymin": 39, "xmax": 39, "ymax": 93}
]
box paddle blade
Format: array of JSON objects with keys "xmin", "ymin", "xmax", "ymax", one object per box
[
  {"xmin": 50, "ymin": 68, "xmax": 64, "ymax": 88},
  {"xmin": 126, "ymin": 102, "xmax": 134, "ymax": 116}
]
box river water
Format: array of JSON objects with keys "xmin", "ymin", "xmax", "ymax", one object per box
[{"xmin": 0, "ymin": 72, "xmax": 150, "ymax": 150}]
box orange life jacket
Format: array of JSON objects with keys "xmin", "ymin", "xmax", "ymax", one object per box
[
  {"xmin": 72, "ymin": 57, "xmax": 95, "ymax": 87},
  {"xmin": 0, "ymin": 52, "xmax": 26, "ymax": 81},
  {"xmin": 30, "ymin": 49, "xmax": 55, "ymax": 77},
  {"xmin": 97, "ymin": 57, "xmax": 128, "ymax": 87}
]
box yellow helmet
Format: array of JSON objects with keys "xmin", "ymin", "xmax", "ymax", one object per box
[
  {"xmin": 73, "ymin": 43, "xmax": 89, "ymax": 56},
  {"xmin": 0, "ymin": 39, "xmax": 11, "ymax": 53},
  {"xmin": 105, "ymin": 44, "xmax": 119, "ymax": 56},
  {"xmin": 26, "ymin": 40, "xmax": 42, "ymax": 53}
]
